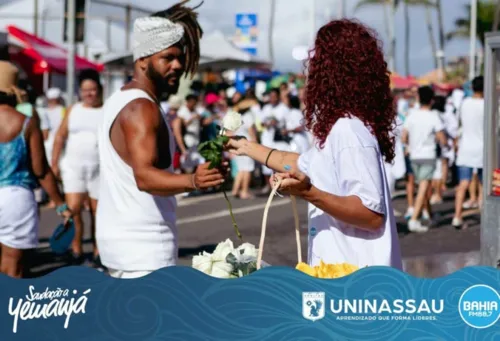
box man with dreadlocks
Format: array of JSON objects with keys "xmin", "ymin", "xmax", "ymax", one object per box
[{"xmin": 96, "ymin": 1, "xmax": 226, "ymax": 278}]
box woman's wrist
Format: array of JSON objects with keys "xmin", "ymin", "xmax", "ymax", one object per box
[
  {"xmin": 185, "ymin": 173, "xmax": 198, "ymax": 192},
  {"xmin": 56, "ymin": 203, "xmax": 69, "ymax": 215}
]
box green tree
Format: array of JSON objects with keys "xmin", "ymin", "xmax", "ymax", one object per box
[{"xmin": 447, "ymin": 0, "xmax": 498, "ymax": 47}]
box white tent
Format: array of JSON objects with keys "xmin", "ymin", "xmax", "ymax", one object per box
[{"xmin": 197, "ymin": 30, "xmax": 271, "ymax": 71}]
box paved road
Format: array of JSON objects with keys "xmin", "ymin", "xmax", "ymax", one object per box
[{"xmin": 31, "ymin": 185, "xmax": 480, "ymax": 278}]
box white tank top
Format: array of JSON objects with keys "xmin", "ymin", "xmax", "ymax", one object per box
[
  {"xmin": 64, "ymin": 102, "xmax": 102, "ymax": 165},
  {"xmin": 96, "ymin": 89, "xmax": 178, "ymax": 271}
]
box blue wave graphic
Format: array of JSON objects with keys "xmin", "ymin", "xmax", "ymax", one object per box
[{"xmin": 0, "ymin": 266, "xmax": 498, "ymax": 340}]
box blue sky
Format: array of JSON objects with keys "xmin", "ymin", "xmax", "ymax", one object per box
[
  {"xmin": 189, "ymin": 0, "xmax": 475, "ymax": 76},
  {"xmin": 0, "ymin": 0, "xmax": 476, "ymax": 76},
  {"xmin": 149, "ymin": 0, "xmax": 475, "ymax": 76}
]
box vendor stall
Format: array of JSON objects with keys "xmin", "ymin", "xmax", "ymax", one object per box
[{"xmin": 481, "ymin": 32, "xmax": 500, "ymax": 267}]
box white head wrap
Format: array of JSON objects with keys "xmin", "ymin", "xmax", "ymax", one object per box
[{"xmin": 133, "ymin": 16, "xmax": 185, "ymax": 61}]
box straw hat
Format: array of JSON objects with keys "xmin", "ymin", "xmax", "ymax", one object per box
[
  {"xmin": 167, "ymin": 95, "xmax": 182, "ymax": 109},
  {"xmin": 0, "ymin": 61, "xmax": 25, "ymax": 103}
]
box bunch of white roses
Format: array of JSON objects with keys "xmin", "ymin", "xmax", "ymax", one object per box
[{"xmin": 192, "ymin": 239, "xmax": 260, "ymax": 279}]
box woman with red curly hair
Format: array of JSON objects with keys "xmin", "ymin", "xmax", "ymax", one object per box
[{"xmin": 226, "ymin": 19, "xmax": 402, "ymax": 269}]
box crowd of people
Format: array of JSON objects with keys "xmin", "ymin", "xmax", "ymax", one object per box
[
  {"xmin": 0, "ymin": 0, "xmax": 487, "ymax": 279},
  {"xmin": 392, "ymin": 77, "xmax": 484, "ymax": 233}
]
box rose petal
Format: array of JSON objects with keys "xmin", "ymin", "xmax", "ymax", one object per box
[{"xmin": 211, "ymin": 261, "xmax": 234, "ymax": 279}]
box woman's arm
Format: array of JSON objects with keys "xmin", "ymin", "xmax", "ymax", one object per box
[
  {"xmin": 51, "ymin": 106, "xmax": 72, "ymax": 174},
  {"xmin": 230, "ymin": 139, "xmax": 300, "ymax": 173},
  {"xmin": 275, "ymin": 172, "xmax": 383, "ymax": 232},
  {"xmin": 27, "ymin": 111, "xmax": 65, "ymax": 206},
  {"xmin": 304, "ymin": 187, "xmax": 383, "ymax": 231},
  {"xmin": 274, "ymin": 144, "xmax": 386, "ymax": 232}
]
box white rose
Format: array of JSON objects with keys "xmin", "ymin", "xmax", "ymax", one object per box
[
  {"xmin": 212, "ymin": 239, "xmax": 235, "ymax": 262},
  {"xmin": 237, "ymin": 243, "xmax": 258, "ymax": 258},
  {"xmin": 192, "ymin": 251, "xmax": 213, "ymax": 274},
  {"xmin": 222, "ymin": 111, "xmax": 243, "ymax": 132},
  {"xmin": 230, "ymin": 251, "xmax": 255, "ymax": 265},
  {"xmin": 210, "ymin": 261, "xmax": 234, "ymax": 279}
]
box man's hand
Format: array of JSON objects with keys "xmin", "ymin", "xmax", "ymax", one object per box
[{"xmin": 193, "ymin": 162, "xmax": 229, "ymax": 190}]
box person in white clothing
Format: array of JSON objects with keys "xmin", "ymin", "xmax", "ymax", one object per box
[
  {"xmin": 451, "ymin": 88, "xmax": 465, "ymax": 112},
  {"xmin": 402, "ymin": 86, "xmax": 447, "ymax": 233},
  {"xmin": 40, "ymin": 88, "xmax": 65, "ymax": 166},
  {"xmin": 452, "ymin": 76, "xmax": 484, "ymax": 229},
  {"xmin": 226, "ymin": 19, "xmax": 402, "ymax": 269},
  {"xmin": 258, "ymin": 88, "xmax": 289, "ymax": 194},
  {"xmin": 96, "ymin": 3, "xmax": 227, "ymax": 279},
  {"xmin": 429, "ymin": 96, "xmax": 458, "ymax": 205},
  {"xmin": 39, "ymin": 87, "xmax": 66, "ymax": 207},
  {"xmin": 51, "ymin": 69, "xmax": 103, "ymax": 266},
  {"xmin": 177, "ymin": 94, "xmax": 202, "ymax": 172},
  {"xmin": 385, "ymin": 113, "xmax": 406, "ymax": 197},
  {"xmin": 283, "ymin": 94, "xmax": 309, "ymax": 155},
  {"xmin": 231, "ymin": 104, "xmax": 257, "ymax": 199}
]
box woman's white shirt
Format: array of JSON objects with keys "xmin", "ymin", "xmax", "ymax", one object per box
[
  {"xmin": 64, "ymin": 102, "xmax": 102, "ymax": 166},
  {"xmin": 286, "ymin": 108, "xmax": 310, "ymax": 154},
  {"xmin": 297, "ymin": 117, "xmax": 402, "ymax": 269}
]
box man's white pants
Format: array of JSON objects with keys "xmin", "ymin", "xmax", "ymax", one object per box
[{"xmin": 108, "ymin": 268, "xmax": 153, "ymax": 279}]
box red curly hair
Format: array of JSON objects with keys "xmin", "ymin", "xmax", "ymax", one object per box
[{"xmin": 304, "ymin": 19, "xmax": 396, "ymax": 163}]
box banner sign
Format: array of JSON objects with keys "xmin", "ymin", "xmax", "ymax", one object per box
[
  {"xmin": 0, "ymin": 266, "xmax": 499, "ymax": 340},
  {"xmin": 234, "ymin": 13, "xmax": 258, "ymax": 56}
]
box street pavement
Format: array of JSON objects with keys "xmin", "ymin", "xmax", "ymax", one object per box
[{"xmin": 31, "ymin": 184, "xmax": 480, "ymax": 279}]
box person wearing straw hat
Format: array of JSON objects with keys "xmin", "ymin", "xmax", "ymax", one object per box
[
  {"xmin": 225, "ymin": 20, "xmax": 402, "ymax": 270},
  {"xmin": 0, "ymin": 61, "xmax": 71, "ymax": 278},
  {"xmin": 96, "ymin": 1, "xmax": 227, "ymax": 279}
]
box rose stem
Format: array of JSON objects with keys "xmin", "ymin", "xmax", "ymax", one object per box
[
  {"xmin": 223, "ymin": 189, "xmax": 243, "ymax": 242},
  {"xmin": 219, "ymin": 126, "xmax": 242, "ymax": 241}
]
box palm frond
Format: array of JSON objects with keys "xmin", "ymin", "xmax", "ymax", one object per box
[
  {"xmin": 454, "ymin": 18, "xmax": 469, "ymax": 28},
  {"xmin": 354, "ymin": 0, "xmax": 389, "ymax": 12},
  {"xmin": 405, "ymin": 0, "xmax": 436, "ymax": 7},
  {"xmin": 446, "ymin": 28, "xmax": 469, "ymax": 42}
]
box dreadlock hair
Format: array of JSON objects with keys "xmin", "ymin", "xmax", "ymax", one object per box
[{"xmin": 151, "ymin": 0, "xmax": 204, "ymax": 77}]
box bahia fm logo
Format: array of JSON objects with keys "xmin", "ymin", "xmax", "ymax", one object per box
[
  {"xmin": 459, "ymin": 284, "xmax": 500, "ymax": 329},
  {"xmin": 302, "ymin": 292, "xmax": 325, "ymax": 322}
]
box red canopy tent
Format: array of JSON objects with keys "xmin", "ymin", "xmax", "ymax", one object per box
[
  {"xmin": 7, "ymin": 25, "xmax": 103, "ymax": 74},
  {"xmin": 390, "ymin": 74, "xmax": 419, "ymax": 89},
  {"xmin": 6, "ymin": 25, "xmax": 103, "ymax": 94}
]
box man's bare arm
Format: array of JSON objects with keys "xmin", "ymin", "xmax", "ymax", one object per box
[{"xmin": 120, "ymin": 99, "xmax": 224, "ymax": 196}]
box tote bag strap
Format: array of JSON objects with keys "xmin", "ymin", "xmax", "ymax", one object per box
[{"xmin": 256, "ymin": 178, "xmax": 302, "ymax": 270}]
